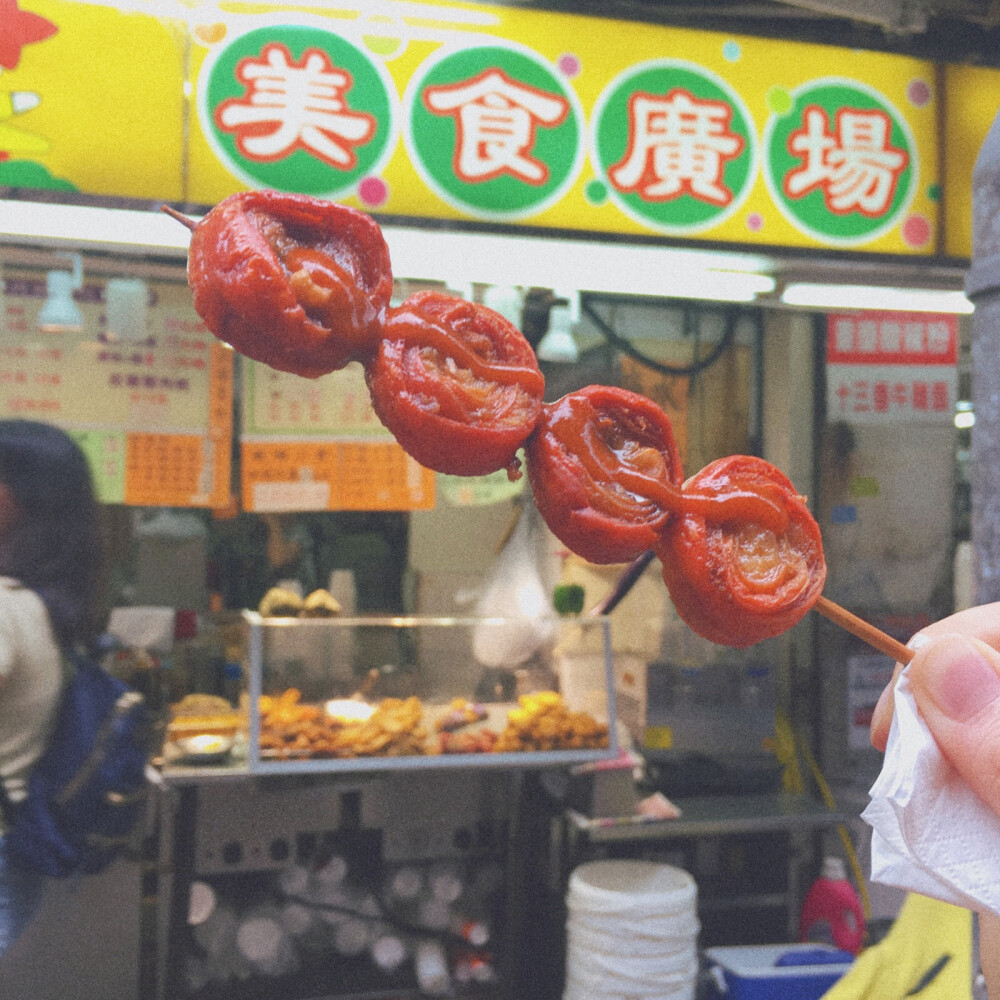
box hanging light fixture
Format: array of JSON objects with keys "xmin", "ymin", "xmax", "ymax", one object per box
[
  {"xmin": 36, "ymin": 253, "xmax": 83, "ymax": 332},
  {"xmin": 781, "ymin": 282, "xmax": 973, "ymax": 314},
  {"xmin": 105, "ymin": 276, "xmax": 149, "ymax": 342},
  {"xmin": 536, "ymin": 300, "xmax": 579, "ymax": 363}
]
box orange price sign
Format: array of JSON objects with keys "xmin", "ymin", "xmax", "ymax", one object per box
[{"xmin": 240, "ymin": 362, "xmax": 435, "ymax": 512}]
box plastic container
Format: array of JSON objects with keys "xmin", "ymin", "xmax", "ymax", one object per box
[
  {"xmin": 705, "ymin": 943, "xmax": 853, "ymax": 1000},
  {"xmin": 563, "ymin": 859, "xmax": 699, "ymax": 1000},
  {"xmin": 798, "ymin": 856, "xmax": 866, "ymax": 955}
]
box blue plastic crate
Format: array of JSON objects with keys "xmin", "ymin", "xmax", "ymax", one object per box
[{"xmin": 705, "ymin": 943, "xmax": 853, "ymax": 1000}]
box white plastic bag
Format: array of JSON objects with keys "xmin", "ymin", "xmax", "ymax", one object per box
[{"xmin": 472, "ymin": 492, "xmax": 555, "ymax": 668}]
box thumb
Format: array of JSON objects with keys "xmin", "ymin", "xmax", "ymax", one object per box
[{"xmin": 909, "ymin": 634, "xmax": 1000, "ymax": 814}]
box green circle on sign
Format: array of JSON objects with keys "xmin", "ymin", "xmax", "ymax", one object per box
[
  {"xmin": 200, "ymin": 24, "xmax": 394, "ymax": 197},
  {"xmin": 585, "ymin": 179, "xmax": 609, "ymax": 204},
  {"xmin": 763, "ymin": 79, "xmax": 916, "ymax": 245},
  {"xmin": 592, "ymin": 60, "xmax": 756, "ymax": 234},
  {"xmin": 406, "ymin": 44, "xmax": 583, "ymax": 219}
]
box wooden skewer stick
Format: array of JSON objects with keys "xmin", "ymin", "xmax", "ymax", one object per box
[
  {"xmin": 591, "ymin": 558, "xmax": 915, "ymax": 666},
  {"xmin": 588, "ymin": 549, "xmax": 656, "ymax": 616},
  {"xmin": 814, "ymin": 595, "xmax": 914, "ymax": 664},
  {"xmin": 160, "ymin": 205, "xmax": 197, "ymax": 231}
]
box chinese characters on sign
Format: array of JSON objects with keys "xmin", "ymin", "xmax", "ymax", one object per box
[
  {"xmin": 785, "ymin": 107, "xmax": 908, "ymax": 216},
  {"xmin": 423, "ymin": 68, "xmax": 569, "ymax": 185},
  {"xmin": 825, "ymin": 312, "xmax": 957, "ymax": 423},
  {"xmin": 188, "ymin": 18, "xmax": 932, "ymax": 248},
  {"xmin": 765, "ymin": 81, "xmax": 916, "ymax": 244},
  {"xmin": 406, "ymin": 43, "xmax": 582, "ymax": 218},
  {"xmin": 240, "ymin": 361, "xmax": 435, "ymax": 512},
  {"xmin": 3, "ymin": 0, "xmax": 946, "ymax": 251},
  {"xmin": 0, "ymin": 272, "xmax": 231, "ymax": 506},
  {"xmin": 199, "ymin": 24, "xmax": 395, "ymax": 198},
  {"xmin": 216, "ymin": 43, "xmax": 377, "ymax": 169},
  {"xmin": 610, "ymin": 89, "xmax": 744, "ymax": 205},
  {"xmin": 592, "ymin": 60, "xmax": 756, "ymax": 233},
  {"xmin": 195, "ymin": 23, "xmax": 921, "ymax": 245}
]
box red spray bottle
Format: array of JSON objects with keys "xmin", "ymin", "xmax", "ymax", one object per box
[{"xmin": 798, "ymin": 856, "xmax": 866, "ymax": 955}]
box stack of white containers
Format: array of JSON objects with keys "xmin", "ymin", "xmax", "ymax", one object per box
[{"xmin": 564, "ymin": 859, "xmax": 699, "ymax": 1000}]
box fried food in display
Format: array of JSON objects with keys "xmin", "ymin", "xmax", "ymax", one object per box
[
  {"xmin": 494, "ymin": 691, "xmax": 609, "ymax": 753},
  {"xmin": 256, "ymin": 688, "xmax": 607, "ymax": 758},
  {"xmin": 300, "ymin": 588, "xmax": 342, "ymax": 617},
  {"xmin": 259, "ymin": 691, "xmax": 427, "ymax": 759},
  {"xmin": 258, "ymin": 586, "xmax": 305, "ymax": 617},
  {"xmin": 167, "ymin": 693, "xmax": 244, "ymax": 742}
]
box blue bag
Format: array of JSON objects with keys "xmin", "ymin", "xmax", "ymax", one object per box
[{"xmin": 0, "ymin": 649, "xmax": 154, "ymax": 877}]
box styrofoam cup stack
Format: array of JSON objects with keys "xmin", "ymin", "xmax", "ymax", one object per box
[{"xmin": 564, "ymin": 859, "xmax": 699, "ymax": 1000}]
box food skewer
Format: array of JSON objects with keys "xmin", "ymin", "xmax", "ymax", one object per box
[
  {"xmin": 813, "ymin": 596, "xmax": 914, "ymax": 664},
  {"xmin": 161, "ymin": 204, "xmax": 196, "ymax": 230},
  {"xmin": 162, "ymin": 193, "xmax": 913, "ymax": 663},
  {"xmin": 588, "ymin": 549, "xmax": 656, "ymax": 616}
]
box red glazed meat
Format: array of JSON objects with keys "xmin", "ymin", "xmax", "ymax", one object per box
[
  {"xmin": 188, "ymin": 190, "xmax": 393, "ymax": 378},
  {"xmin": 656, "ymin": 454, "xmax": 826, "ymax": 647},
  {"xmin": 525, "ymin": 385, "xmax": 684, "ymax": 564},
  {"xmin": 365, "ymin": 291, "xmax": 545, "ymax": 478}
]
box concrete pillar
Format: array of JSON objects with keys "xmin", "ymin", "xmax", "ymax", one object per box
[{"xmin": 965, "ymin": 109, "xmax": 1000, "ymax": 604}]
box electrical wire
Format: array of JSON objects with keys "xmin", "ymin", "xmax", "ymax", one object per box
[
  {"xmin": 580, "ymin": 295, "xmax": 739, "ymax": 378},
  {"xmin": 283, "ymin": 892, "xmax": 482, "ymax": 949},
  {"xmin": 796, "ymin": 728, "xmax": 873, "ymax": 923}
]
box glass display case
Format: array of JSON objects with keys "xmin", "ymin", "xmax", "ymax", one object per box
[{"xmin": 164, "ymin": 613, "xmax": 619, "ymax": 775}]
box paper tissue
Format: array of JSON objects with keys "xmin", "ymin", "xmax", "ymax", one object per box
[{"xmin": 863, "ymin": 665, "xmax": 1000, "ymax": 914}]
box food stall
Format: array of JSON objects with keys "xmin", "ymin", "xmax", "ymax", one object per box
[
  {"xmin": 151, "ymin": 610, "xmax": 618, "ymax": 1000},
  {"xmin": 0, "ymin": 0, "xmax": 995, "ymax": 997}
]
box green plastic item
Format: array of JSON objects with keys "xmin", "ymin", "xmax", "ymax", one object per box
[{"xmin": 553, "ymin": 583, "xmax": 585, "ymax": 615}]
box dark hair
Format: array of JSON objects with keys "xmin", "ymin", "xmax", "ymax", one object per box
[{"xmin": 0, "ymin": 420, "xmax": 103, "ymax": 648}]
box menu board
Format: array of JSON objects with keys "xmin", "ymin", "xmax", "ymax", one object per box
[
  {"xmin": 0, "ymin": 269, "xmax": 232, "ymax": 507},
  {"xmin": 240, "ymin": 360, "xmax": 435, "ymax": 512}
]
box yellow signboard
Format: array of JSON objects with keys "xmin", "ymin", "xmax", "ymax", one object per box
[
  {"xmin": 0, "ymin": 0, "xmax": 185, "ymax": 199},
  {"xmin": 943, "ymin": 63, "xmax": 1000, "ymax": 260},
  {"xmin": 185, "ymin": 1, "xmax": 941, "ymax": 255},
  {"xmin": 2, "ymin": 0, "xmax": 976, "ymax": 257}
]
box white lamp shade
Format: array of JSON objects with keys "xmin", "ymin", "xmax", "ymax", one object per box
[
  {"xmin": 536, "ymin": 303, "xmax": 579, "ymax": 363},
  {"xmin": 106, "ymin": 277, "xmax": 148, "ymax": 341},
  {"xmin": 36, "ymin": 269, "xmax": 83, "ymax": 332}
]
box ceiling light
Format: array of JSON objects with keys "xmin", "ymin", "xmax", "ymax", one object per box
[
  {"xmin": 536, "ymin": 303, "xmax": 579, "ymax": 363},
  {"xmin": 105, "ymin": 277, "xmax": 149, "ymax": 342},
  {"xmin": 781, "ymin": 282, "xmax": 973, "ymax": 314},
  {"xmin": 37, "ymin": 253, "xmax": 83, "ymax": 332},
  {"xmin": 384, "ymin": 226, "xmax": 776, "ymax": 301},
  {"xmin": 1, "ymin": 200, "xmax": 781, "ymax": 301},
  {"xmin": 2, "ymin": 200, "xmax": 195, "ymax": 256},
  {"xmin": 6, "ymin": 201, "xmax": 973, "ymax": 314}
]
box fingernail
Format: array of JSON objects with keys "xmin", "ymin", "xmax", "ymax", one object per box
[{"xmin": 918, "ymin": 635, "xmax": 1000, "ymax": 721}]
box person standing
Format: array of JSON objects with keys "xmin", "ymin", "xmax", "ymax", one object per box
[{"xmin": 0, "ymin": 419, "xmax": 103, "ymax": 954}]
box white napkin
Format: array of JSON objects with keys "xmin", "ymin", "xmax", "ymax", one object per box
[{"xmin": 863, "ymin": 665, "xmax": 1000, "ymax": 914}]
